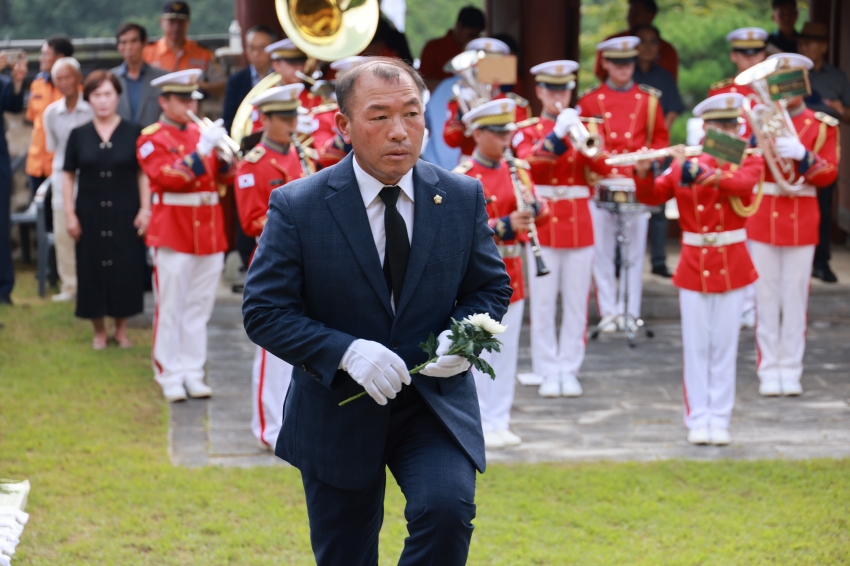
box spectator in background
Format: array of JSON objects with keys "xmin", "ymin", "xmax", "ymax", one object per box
[
  {"xmin": 632, "ymin": 23, "xmax": 684, "ymax": 279},
  {"xmin": 222, "ymin": 25, "xmax": 276, "ymax": 134},
  {"xmin": 418, "ymin": 5, "xmax": 485, "ymax": 90},
  {"xmin": 62, "ymin": 71, "xmax": 148, "ymax": 349},
  {"xmin": 363, "ymin": 16, "xmax": 413, "ymax": 64},
  {"xmin": 112, "ymin": 23, "xmax": 168, "ymax": 128},
  {"xmin": 143, "ymin": 1, "xmax": 226, "ymax": 97},
  {"xmin": 43, "ymin": 57, "xmax": 93, "ymax": 303},
  {"xmin": 798, "ymin": 22, "xmax": 850, "ymax": 283},
  {"xmin": 25, "ymin": 35, "xmax": 74, "ymax": 199},
  {"xmin": 594, "ymin": 0, "xmax": 678, "ymax": 83},
  {"xmin": 0, "ymin": 52, "xmax": 27, "ymax": 305},
  {"xmin": 766, "ymin": 0, "xmax": 799, "ymax": 54}
]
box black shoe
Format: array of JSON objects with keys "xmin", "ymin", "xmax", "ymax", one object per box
[
  {"xmin": 231, "ymin": 283, "xmax": 245, "ymax": 293},
  {"xmin": 812, "ymin": 265, "xmax": 838, "ymax": 283},
  {"xmin": 651, "ymin": 265, "xmax": 673, "ymax": 278},
  {"xmin": 0, "ymin": 295, "xmax": 12, "ymax": 305}
]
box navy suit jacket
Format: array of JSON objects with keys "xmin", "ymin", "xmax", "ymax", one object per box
[
  {"xmin": 242, "ymin": 153, "xmax": 512, "ymax": 490},
  {"xmin": 222, "ymin": 67, "xmax": 255, "ymax": 134}
]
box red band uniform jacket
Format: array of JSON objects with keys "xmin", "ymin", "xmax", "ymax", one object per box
[{"xmin": 443, "ymin": 92, "xmax": 530, "ymax": 156}]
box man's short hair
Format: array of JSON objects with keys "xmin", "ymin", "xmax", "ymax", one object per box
[
  {"xmin": 246, "ymin": 24, "xmax": 278, "ymax": 42},
  {"xmin": 116, "ymin": 22, "xmax": 148, "ymax": 44},
  {"xmin": 771, "ymin": 0, "xmax": 797, "ymax": 8},
  {"xmin": 629, "ymin": 0, "xmax": 659, "ymax": 14},
  {"xmin": 46, "ymin": 35, "xmax": 74, "ymax": 58},
  {"xmin": 335, "ymin": 57, "xmax": 426, "ymax": 116},
  {"xmin": 50, "ymin": 57, "xmax": 80, "ymax": 82},
  {"xmin": 456, "ymin": 6, "xmax": 486, "ymax": 30}
]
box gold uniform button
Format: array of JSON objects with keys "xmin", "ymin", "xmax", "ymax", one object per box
[
  {"xmin": 567, "ymin": 157, "xmax": 574, "ymax": 163},
  {"xmin": 636, "ymin": 93, "xmax": 642, "ymax": 99},
  {"xmin": 773, "ymin": 212, "xmax": 779, "ymax": 217},
  {"xmin": 552, "ymin": 178, "xmax": 558, "ymax": 183},
  {"xmin": 790, "ymin": 213, "xmax": 796, "ymax": 219},
  {"xmin": 720, "ymin": 269, "xmax": 727, "ymax": 275},
  {"xmin": 701, "ymin": 248, "xmax": 708, "ymax": 255},
  {"xmin": 715, "ymin": 203, "xmax": 721, "ymax": 210},
  {"xmin": 194, "ymin": 221, "xmax": 201, "ymax": 226},
  {"xmin": 730, "ymin": 87, "xmax": 738, "ymax": 93},
  {"xmin": 697, "ymin": 205, "xmax": 704, "ymax": 212},
  {"xmin": 196, "ymin": 181, "xmax": 201, "ymax": 188},
  {"xmin": 612, "ymin": 168, "xmax": 619, "ymax": 174},
  {"xmin": 552, "ymin": 217, "xmax": 559, "ymax": 223},
  {"xmin": 605, "ymin": 112, "xmax": 612, "ymax": 118},
  {"xmin": 569, "ymin": 217, "xmax": 575, "ymax": 223},
  {"xmin": 624, "ymin": 132, "xmax": 631, "ymax": 139},
  {"xmin": 629, "ymin": 113, "xmax": 635, "ymax": 119},
  {"xmin": 703, "ymin": 270, "xmax": 710, "ymax": 277},
  {"xmin": 598, "ymin": 94, "xmax": 605, "ymax": 100},
  {"xmin": 702, "ymin": 226, "xmax": 708, "ymax": 232},
  {"xmin": 716, "ymin": 225, "xmax": 722, "ymax": 230},
  {"xmin": 568, "ymin": 177, "xmax": 574, "ymax": 184},
  {"xmin": 611, "ymin": 132, "xmax": 618, "ymax": 139}
]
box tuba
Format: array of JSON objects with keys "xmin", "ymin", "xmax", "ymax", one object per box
[
  {"xmin": 445, "ymin": 50, "xmax": 491, "ymax": 115},
  {"xmin": 734, "ymin": 57, "xmax": 807, "ymax": 193}
]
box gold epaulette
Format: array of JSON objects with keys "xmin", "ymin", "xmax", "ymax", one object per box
[
  {"xmin": 514, "ymin": 158, "xmax": 531, "ymax": 170},
  {"xmin": 452, "ymin": 160, "xmax": 474, "ymax": 174},
  {"xmin": 814, "ymin": 111, "xmax": 839, "ymax": 127},
  {"xmin": 303, "ymin": 147, "xmax": 319, "ymax": 160},
  {"xmin": 638, "ymin": 84, "xmax": 662, "ymax": 98},
  {"xmin": 313, "ymin": 102, "xmax": 339, "ymax": 114},
  {"xmin": 578, "ymin": 84, "xmax": 601, "ymax": 99},
  {"xmin": 141, "ymin": 123, "xmax": 161, "ymax": 136},
  {"xmin": 505, "ymin": 92, "xmax": 529, "ymax": 108},
  {"xmin": 710, "ymin": 78, "xmax": 733, "ymax": 91},
  {"xmin": 516, "ymin": 117, "xmax": 539, "ymax": 129},
  {"xmin": 244, "ymin": 145, "xmax": 266, "ymax": 164}
]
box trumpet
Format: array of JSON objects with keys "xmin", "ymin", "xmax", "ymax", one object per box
[
  {"xmin": 555, "ymin": 102, "xmax": 603, "ymax": 158},
  {"xmin": 187, "ymin": 110, "xmax": 241, "ymax": 162},
  {"xmin": 504, "ymin": 148, "xmax": 549, "ymax": 277}
]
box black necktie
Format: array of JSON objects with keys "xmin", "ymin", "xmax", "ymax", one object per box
[{"xmin": 379, "ymin": 186, "xmax": 410, "ymax": 307}]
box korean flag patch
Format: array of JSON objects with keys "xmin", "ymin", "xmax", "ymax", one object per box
[
  {"xmin": 238, "ymin": 173, "xmax": 256, "ymax": 189},
  {"xmin": 139, "ymin": 141, "xmax": 155, "ymax": 159}
]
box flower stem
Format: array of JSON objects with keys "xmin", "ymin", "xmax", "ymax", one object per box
[{"xmin": 338, "ymin": 353, "xmax": 452, "ymax": 406}]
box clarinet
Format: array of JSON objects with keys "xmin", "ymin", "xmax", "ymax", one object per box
[
  {"xmin": 504, "ymin": 148, "xmax": 550, "ymax": 277},
  {"xmin": 291, "ymin": 132, "xmax": 314, "ymax": 177}
]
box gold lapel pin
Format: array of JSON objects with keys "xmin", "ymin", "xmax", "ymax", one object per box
[{"xmin": 434, "ymin": 195, "xmax": 443, "ymax": 204}]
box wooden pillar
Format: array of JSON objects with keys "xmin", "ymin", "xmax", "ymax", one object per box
[{"xmin": 235, "ymin": 0, "xmax": 285, "ymax": 55}]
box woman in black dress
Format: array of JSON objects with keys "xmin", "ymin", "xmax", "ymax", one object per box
[{"xmin": 62, "ymin": 70, "xmax": 150, "ymax": 349}]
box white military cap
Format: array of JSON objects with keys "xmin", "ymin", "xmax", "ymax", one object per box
[
  {"xmin": 530, "ymin": 60, "xmax": 579, "ymax": 89},
  {"xmin": 725, "ymin": 27, "xmax": 768, "ymax": 52},
  {"xmin": 767, "ymin": 52, "xmax": 814, "ymax": 70},
  {"xmin": 693, "ymin": 93, "xmax": 745, "ymax": 121},
  {"xmin": 151, "ymin": 69, "xmax": 203, "ymax": 98},
  {"xmin": 461, "ymin": 98, "xmax": 517, "ymax": 132},
  {"xmin": 250, "ymin": 83, "xmax": 304, "ymax": 115},
  {"xmin": 330, "ymin": 56, "xmax": 365, "ymax": 73},
  {"xmin": 465, "ymin": 37, "xmax": 510, "ymax": 55},
  {"xmin": 265, "ymin": 38, "xmax": 307, "ymax": 61},
  {"xmin": 596, "ymin": 36, "xmax": 640, "ymax": 60}
]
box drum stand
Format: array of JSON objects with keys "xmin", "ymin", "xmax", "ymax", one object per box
[{"xmin": 590, "ymin": 207, "xmax": 655, "ymax": 348}]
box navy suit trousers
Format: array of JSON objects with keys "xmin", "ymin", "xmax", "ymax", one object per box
[{"xmin": 301, "ymin": 388, "xmax": 477, "ymax": 566}]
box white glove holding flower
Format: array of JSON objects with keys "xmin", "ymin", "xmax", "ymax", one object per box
[
  {"xmin": 419, "ymin": 330, "xmax": 471, "ymax": 378},
  {"xmin": 774, "ymin": 136, "xmax": 807, "ymax": 161},
  {"xmin": 196, "ymin": 118, "xmax": 227, "ymax": 157},
  {"xmin": 553, "ymin": 108, "xmax": 581, "ymax": 139},
  {"xmin": 296, "ymin": 111, "xmax": 317, "ymax": 135},
  {"xmin": 340, "ymin": 339, "xmax": 411, "ymax": 405}
]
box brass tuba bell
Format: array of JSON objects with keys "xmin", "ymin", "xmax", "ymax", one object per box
[{"xmin": 276, "ymin": 0, "xmax": 380, "ymax": 62}]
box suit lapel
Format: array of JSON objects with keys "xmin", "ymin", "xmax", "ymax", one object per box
[
  {"xmin": 325, "ymin": 154, "xmax": 394, "ymax": 317},
  {"xmin": 395, "ymin": 162, "xmax": 444, "ymax": 317}
]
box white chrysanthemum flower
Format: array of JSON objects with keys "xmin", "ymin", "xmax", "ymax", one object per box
[{"xmin": 463, "ymin": 313, "xmax": 507, "ymax": 335}]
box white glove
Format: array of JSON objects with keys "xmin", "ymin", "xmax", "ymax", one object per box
[
  {"xmin": 340, "ymin": 339, "xmax": 411, "ymax": 405},
  {"xmin": 419, "ymin": 330, "xmax": 471, "ymax": 378},
  {"xmin": 296, "ymin": 112, "xmax": 317, "ymax": 135},
  {"xmin": 774, "ymin": 136, "xmax": 807, "ymax": 161},
  {"xmin": 196, "ymin": 118, "xmax": 227, "ymax": 157},
  {"xmin": 553, "ymin": 108, "xmax": 581, "ymax": 139}
]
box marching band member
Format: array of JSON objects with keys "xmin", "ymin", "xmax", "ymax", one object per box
[
  {"xmin": 746, "ymin": 53, "xmax": 839, "ymax": 397},
  {"xmin": 707, "ymin": 28, "xmax": 768, "ymax": 98},
  {"xmin": 315, "ymin": 56, "xmax": 364, "ymax": 168},
  {"xmin": 235, "ymin": 84, "xmax": 315, "ymax": 448},
  {"xmin": 443, "ymin": 38, "xmax": 530, "ymax": 160},
  {"xmin": 137, "ymin": 69, "xmax": 235, "ymax": 401},
  {"xmin": 513, "ymin": 60, "xmax": 611, "ymax": 398},
  {"xmin": 454, "ymin": 98, "xmax": 545, "ymax": 449},
  {"xmin": 633, "ymin": 93, "xmax": 763, "ymax": 445},
  {"xmin": 579, "ymin": 36, "xmax": 669, "ymax": 332}
]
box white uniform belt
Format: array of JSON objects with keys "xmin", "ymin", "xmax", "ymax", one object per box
[
  {"xmin": 536, "ymin": 185, "xmax": 591, "ymax": 200},
  {"xmin": 497, "ymin": 244, "xmax": 522, "ymax": 259},
  {"xmin": 757, "ymin": 182, "xmax": 816, "ymax": 198},
  {"xmin": 682, "ymin": 228, "xmax": 747, "ymax": 247},
  {"xmin": 153, "ymin": 191, "xmax": 220, "ymax": 206}
]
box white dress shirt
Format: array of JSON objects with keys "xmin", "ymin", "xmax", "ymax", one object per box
[
  {"xmin": 43, "ymin": 97, "xmax": 93, "ymax": 210},
  {"xmin": 352, "ymin": 154, "xmax": 415, "ymax": 265}
]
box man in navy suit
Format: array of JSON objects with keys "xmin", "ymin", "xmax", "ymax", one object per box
[
  {"xmin": 243, "ymin": 58, "xmax": 512, "ymax": 565},
  {"xmin": 221, "ymin": 25, "xmax": 276, "ymax": 134}
]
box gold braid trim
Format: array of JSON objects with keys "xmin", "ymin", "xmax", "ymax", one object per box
[
  {"xmin": 813, "ymin": 121, "xmax": 828, "ymax": 155},
  {"xmin": 730, "ymin": 170, "xmax": 764, "ymax": 218},
  {"xmin": 646, "ymin": 94, "xmax": 658, "ymax": 147}
]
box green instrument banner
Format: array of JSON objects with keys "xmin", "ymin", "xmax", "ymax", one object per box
[
  {"xmin": 767, "ymin": 69, "xmax": 811, "ymax": 101},
  {"xmin": 703, "ymin": 127, "xmax": 747, "ymax": 166}
]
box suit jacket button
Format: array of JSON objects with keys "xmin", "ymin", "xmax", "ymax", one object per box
[{"xmin": 391, "ymin": 340, "xmax": 400, "ymax": 350}]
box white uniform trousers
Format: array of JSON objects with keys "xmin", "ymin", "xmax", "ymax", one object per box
[
  {"xmin": 473, "ymin": 300, "xmax": 524, "ymax": 433},
  {"xmin": 750, "ymin": 242, "xmax": 815, "ymax": 385},
  {"xmin": 251, "ymin": 347, "xmax": 293, "ymax": 447},
  {"xmin": 152, "ymin": 247, "xmax": 224, "ymax": 389},
  {"xmin": 590, "ymin": 204, "xmax": 648, "ymax": 319},
  {"xmin": 740, "ymin": 240, "xmax": 756, "ymax": 320},
  {"xmin": 679, "ymin": 287, "xmax": 745, "ymax": 431},
  {"xmin": 525, "ymin": 245, "xmax": 593, "ymax": 379}
]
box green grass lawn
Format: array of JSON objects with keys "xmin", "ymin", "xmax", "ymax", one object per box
[{"xmin": 2, "ymin": 267, "xmax": 849, "ymax": 565}]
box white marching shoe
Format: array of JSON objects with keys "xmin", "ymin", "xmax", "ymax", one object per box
[
  {"xmin": 538, "ymin": 379, "xmax": 561, "ymax": 398},
  {"xmin": 740, "ymin": 309, "xmax": 756, "ymax": 329},
  {"xmin": 51, "ymin": 292, "xmax": 75, "ymax": 302},
  {"xmin": 597, "ymin": 314, "xmax": 618, "ymax": 334},
  {"xmin": 560, "ymin": 374, "xmax": 583, "ymax": 397},
  {"xmin": 781, "ymin": 379, "xmax": 803, "ymax": 396},
  {"xmin": 709, "ymin": 427, "xmax": 731, "ymax": 446},
  {"xmin": 162, "ymin": 384, "xmax": 187, "ymax": 403},
  {"xmin": 687, "ymin": 427, "xmax": 710, "ymax": 445},
  {"xmin": 759, "ymin": 380, "xmax": 782, "ymax": 397},
  {"xmin": 517, "ymin": 372, "xmax": 545, "ymax": 386},
  {"xmin": 497, "ymin": 429, "xmax": 522, "ymax": 446},
  {"xmin": 483, "ymin": 430, "xmax": 506, "ymax": 449},
  {"xmin": 184, "ymin": 380, "xmax": 213, "ymax": 398}
]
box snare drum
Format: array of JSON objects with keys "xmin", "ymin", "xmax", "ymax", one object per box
[{"xmin": 594, "ymin": 178, "xmax": 638, "ymax": 211}]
